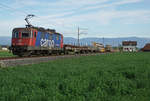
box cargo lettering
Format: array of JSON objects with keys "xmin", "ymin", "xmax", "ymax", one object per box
[{"xmin": 40, "ymin": 39, "xmax": 54, "ymax": 47}]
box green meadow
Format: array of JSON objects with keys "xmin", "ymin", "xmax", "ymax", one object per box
[
  {"xmin": 0, "ymin": 51, "xmax": 15, "ymax": 57},
  {"xmin": 0, "ymin": 52, "xmax": 150, "ymax": 101}
]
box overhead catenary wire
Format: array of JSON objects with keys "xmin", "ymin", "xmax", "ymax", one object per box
[
  {"xmin": 0, "ymin": 2, "xmax": 80, "ymax": 32},
  {"xmin": 0, "ymin": 2, "xmax": 28, "ymax": 16},
  {"xmin": 0, "ymin": 2, "xmax": 89, "ymax": 40}
]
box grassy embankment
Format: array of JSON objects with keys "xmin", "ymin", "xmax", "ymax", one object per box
[
  {"xmin": 0, "ymin": 51, "xmax": 15, "ymax": 57},
  {"xmin": 0, "ymin": 52, "xmax": 150, "ymax": 101}
]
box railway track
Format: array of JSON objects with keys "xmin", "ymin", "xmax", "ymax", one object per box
[
  {"xmin": 0, "ymin": 55, "xmax": 62, "ymax": 61},
  {"xmin": 0, "ymin": 57, "xmax": 19, "ymax": 60},
  {"xmin": 0, "ymin": 53, "xmax": 77, "ymax": 60},
  {"xmin": 0, "ymin": 53, "xmax": 102, "ymax": 68}
]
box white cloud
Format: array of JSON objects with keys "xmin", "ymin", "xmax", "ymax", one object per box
[
  {"xmin": 0, "ymin": 0, "xmax": 149, "ymax": 38},
  {"xmin": 0, "ymin": 19, "xmax": 25, "ymax": 36},
  {"xmin": 34, "ymin": 9, "xmax": 150, "ymax": 26},
  {"xmin": 82, "ymin": 0, "xmax": 143, "ymax": 10},
  {"xmin": 1, "ymin": 8, "xmax": 149, "ymax": 37}
]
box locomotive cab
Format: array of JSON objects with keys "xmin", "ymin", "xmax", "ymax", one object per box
[
  {"xmin": 12, "ymin": 28, "xmax": 31, "ymax": 45},
  {"xmin": 11, "ymin": 28, "xmax": 37, "ymax": 56}
]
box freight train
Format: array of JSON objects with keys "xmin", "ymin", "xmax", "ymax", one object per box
[
  {"xmin": 10, "ymin": 26, "xmax": 100, "ymax": 56},
  {"xmin": 10, "ymin": 15, "xmax": 102, "ymax": 56}
]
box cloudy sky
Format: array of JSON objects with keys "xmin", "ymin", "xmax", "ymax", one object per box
[{"xmin": 0, "ymin": 0, "xmax": 150, "ymax": 38}]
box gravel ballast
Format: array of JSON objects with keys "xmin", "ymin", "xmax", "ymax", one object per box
[{"xmin": 0, "ymin": 54, "xmax": 100, "ymax": 68}]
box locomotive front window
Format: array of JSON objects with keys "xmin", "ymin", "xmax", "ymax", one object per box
[
  {"xmin": 22, "ymin": 33, "xmax": 30, "ymax": 38},
  {"xmin": 13, "ymin": 32, "xmax": 19, "ymax": 38},
  {"xmin": 12, "ymin": 32, "xmax": 15, "ymax": 38}
]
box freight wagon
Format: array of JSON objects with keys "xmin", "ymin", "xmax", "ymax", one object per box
[{"xmin": 63, "ymin": 44, "xmax": 99, "ymax": 54}]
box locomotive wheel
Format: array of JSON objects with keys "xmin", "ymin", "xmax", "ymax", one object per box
[
  {"xmin": 66, "ymin": 51, "xmax": 69, "ymax": 55},
  {"xmin": 18, "ymin": 54, "xmax": 23, "ymax": 57},
  {"xmin": 27, "ymin": 51, "xmax": 32, "ymax": 57},
  {"xmin": 59, "ymin": 52, "xmax": 61, "ymax": 55}
]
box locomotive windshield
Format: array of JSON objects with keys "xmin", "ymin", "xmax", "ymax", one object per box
[
  {"xmin": 12, "ymin": 31, "xmax": 19, "ymax": 38},
  {"xmin": 12, "ymin": 29, "xmax": 31, "ymax": 38},
  {"xmin": 22, "ymin": 33, "xmax": 30, "ymax": 38}
]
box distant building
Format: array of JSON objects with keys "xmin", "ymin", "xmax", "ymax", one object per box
[
  {"xmin": 122, "ymin": 41, "xmax": 137, "ymax": 52},
  {"xmin": 141, "ymin": 43, "xmax": 150, "ymax": 52},
  {"xmin": 0, "ymin": 45, "xmax": 9, "ymax": 51},
  {"xmin": 2, "ymin": 47, "xmax": 8, "ymax": 51}
]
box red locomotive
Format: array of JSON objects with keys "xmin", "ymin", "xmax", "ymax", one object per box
[{"xmin": 11, "ymin": 15, "xmax": 63, "ymax": 56}]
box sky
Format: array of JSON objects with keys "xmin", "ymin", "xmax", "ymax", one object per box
[{"xmin": 0, "ymin": 0, "xmax": 150, "ymax": 38}]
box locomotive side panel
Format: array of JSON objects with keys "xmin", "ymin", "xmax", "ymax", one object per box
[
  {"xmin": 34, "ymin": 31, "xmax": 62, "ymax": 50},
  {"xmin": 53, "ymin": 34, "xmax": 61, "ymax": 48},
  {"xmin": 31, "ymin": 29, "xmax": 37, "ymax": 46},
  {"xmin": 35, "ymin": 31, "xmax": 42, "ymax": 47},
  {"xmin": 60, "ymin": 35, "xmax": 63, "ymax": 48}
]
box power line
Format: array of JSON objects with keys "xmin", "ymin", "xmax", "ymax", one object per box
[
  {"xmin": 0, "ymin": 2, "xmax": 88, "ymax": 39},
  {"xmin": 0, "ymin": 3, "xmax": 28, "ymax": 16}
]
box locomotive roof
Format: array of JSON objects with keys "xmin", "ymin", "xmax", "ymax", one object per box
[{"xmin": 13, "ymin": 27, "xmax": 62, "ymax": 35}]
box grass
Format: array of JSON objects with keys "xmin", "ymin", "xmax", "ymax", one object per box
[
  {"xmin": 0, "ymin": 51, "xmax": 15, "ymax": 57},
  {"xmin": 0, "ymin": 52, "xmax": 150, "ymax": 101}
]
